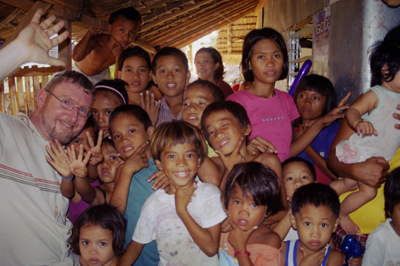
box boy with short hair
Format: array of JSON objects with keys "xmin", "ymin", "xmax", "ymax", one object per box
[
  {"xmin": 283, "ymin": 183, "xmax": 343, "ymax": 266},
  {"xmin": 108, "ymin": 104, "xmax": 160, "ymax": 266},
  {"xmin": 72, "ymin": 7, "xmax": 141, "ymax": 84},
  {"xmin": 119, "ymin": 121, "xmax": 226, "ymax": 266},
  {"xmin": 151, "ymin": 47, "xmax": 191, "ymax": 127}
]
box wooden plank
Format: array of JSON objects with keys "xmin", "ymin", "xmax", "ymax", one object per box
[
  {"xmin": 11, "ymin": 66, "xmax": 66, "ymax": 77},
  {"xmin": 132, "ymin": 39, "xmax": 156, "ymax": 55},
  {"xmin": 24, "ymin": 76, "xmax": 34, "ymax": 116},
  {"xmin": 8, "ymin": 77, "xmax": 18, "ymax": 116},
  {"xmin": 58, "ymin": 20, "xmax": 72, "ymax": 70},
  {"xmin": 0, "ymin": 8, "xmax": 22, "ymax": 31},
  {"xmin": 2, "ymin": 1, "xmax": 52, "ymax": 47},
  {"xmin": 150, "ymin": 0, "xmax": 251, "ymax": 46},
  {"xmin": 41, "ymin": 0, "xmax": 84, "ymax": 13},
  {"xmin": 0, "ymin": 0, "xmax": 35, "ymax": 12},
  {"xmin": 288, "ymin": 16, "xmax": 313, "ymax": 31},
  {"xmin": 0, "ymin": 82, "xmax": 4, "ymax": 113},
  {"xmin": 42, "ymin": 75, "xmax": 49, "ymax": 88},
  {"xmin": 16, "ymin": 77, "xmax": 26, "ymax": 114},
  {"xmin": 170, "ymin": 5, "xmax": 256, "ymax": 48},
  {"xmin": 141, "ymin": 0, "xmax": 193, "ymax": 23},
  {"xmin": 156, "ymin": 1, "xmax": 256, "ymax": 47},
  {"xmin": 141, "ymin": 0, "xmax": 215, "ymax": 31},
  {"xmin": 33, "ymin": 76, "xmax": 41, "ymax": 102},
  {"xmin": 142, "ymin": 0, "xmax": 235, "ymax": 40},
  {"xmin": 54, "ymin": 4, "xmax": 108, "ymax": 32},
  {"xmin": 253, "ymin": 0, "xmax": 270, "ymax": 15}
]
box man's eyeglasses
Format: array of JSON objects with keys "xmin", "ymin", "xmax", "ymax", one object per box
[{"xmin": 46, "ymin": 90, "xmax": 91, "ymax": 118}]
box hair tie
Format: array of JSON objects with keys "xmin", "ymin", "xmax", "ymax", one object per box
[{"xmin": 95, "ymin": 85, "xmax": 127, "ymax": 104}]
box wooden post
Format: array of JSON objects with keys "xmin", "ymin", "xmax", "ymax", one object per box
[
  {"xmin": 187, "ymin": 44, "xmax": 193, "ymax": 74},
  {"xmin": 58, "ymin": 20, "xmax": 72, "ymax": 70},
  {"xmin": 227, "ymin": 24, "xmax": 232, "ymax": 64},
  {"xmin": 25, "ymin": 77, "xmax": 34, "ymax": 116},
  {"xmin": 16, "ymin": 77, "xmax": 26, "ymax": 114},
  {"xmin": 0, "ymin": 82, "xmax": 4, "ymax": 113},
  {"xmin": 8, "ymin": 77, "xmax": 18, "ymax": 116},
  {"xmin": 33, "ymin": 76, "xmax": 41, "ymax": 103},
  {"xmin": 42, "ymin": 75, "xmax": 49, "ymax": 88}
]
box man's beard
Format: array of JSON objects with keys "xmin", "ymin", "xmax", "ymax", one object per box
[{"xmin": 40, "ymin": 111, "xmax": 78, "ymax": 145}]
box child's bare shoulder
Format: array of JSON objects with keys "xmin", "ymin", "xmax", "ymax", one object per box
[
  {"xmin": 250, "ymin": 224, "xmax": 281, "ymax": 249},
  {"xmin": 254, "ymin": 153, "xmax": 281, "ymax": 171},
  {"xmin": 327, "ymin": 248, "xmax": 343, "ymax": 266}
]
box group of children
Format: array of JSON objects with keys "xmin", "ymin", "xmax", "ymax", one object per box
[{"xmin": 43, "ymin": 5, "xmax": 400, "ymax": 266}]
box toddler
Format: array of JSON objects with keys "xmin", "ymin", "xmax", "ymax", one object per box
[
  {"xmin": 219, "ymin": 161, "xmax": 284, "ymax": 266},
  {"xmin": 283, "ymin": 183, "xmax": 343, "ymax": 266},
  {"xmin": 362, "ymin": 167, "xmax": 400, "ymax": 265},
  {"xmin": 68, "ymin": 204, "xmax": 126, "ymax": 266},
  {"xmin": 119, "ymin": 121, "xmax": 227, "ymax": 266},
  {"xmin": 331, "ymin": 35, "xmax": 400, "ymax": 234}
]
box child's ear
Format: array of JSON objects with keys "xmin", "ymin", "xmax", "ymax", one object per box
[
  {"xmin": 107, "ymin": 23, "xmax": 112, "ymax": 33},
  {"xmin": 246, "ymin": 58, "xmax": 252, "ymax": 70},
  {"xmin": 289, "ymin": 213, "xmax": 297, "ymax": 229},
  {"xmin": 332, "ymin": 217, "xmax": 340, "ymax": 233},
  {"xmin": 244, "ymin": 123, "xmax": 252, "ymax": 136},
  {"xmin": 117, "ymin": 70, "xmax": 122, "ymax": 79},
  {"xmin": 197, "ymin": 157, "xmax": 201, "ymax": 168},
  {"xmin": 214, "ymin": 62, "xmax": 220, "ymax": 71},
  {"xmin": 381, "ymin": 64, "xmax": 389, "ymax": 75},
  {"xmin": 37, "ymin": 89, "xmax": 47, "ymax": 108},
  {"xmin": 147, "ymin": 126, "xmax": 155, "ymax": 139},
  {"xmin": 186, "ymin": 70, "xmax": 191, "ymax": 85},
  {"xmin": 150, "ymin": 72, "xmax": 157, "ymax": 85},
  {"xmin": 155, "ymin": 159, "xmax": 163, "ymax": 171}
]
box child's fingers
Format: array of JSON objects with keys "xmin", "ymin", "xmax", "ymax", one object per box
[
  {"xmin": 139, "ymin": 92, "xmax": 145, "ymax": 108},
  {"xmin": 45, "ymin": 155, "xmax": 56, "ymax": 166},
  {"xmin": 233, "ymin": 137, "xmax": 244, "ymax": 155},
  {"xmin": 82, "ymin": 151, "xmax": 92, "ymax": 165},
  {"xmin": 96, "ymin": 130, "xmax": 103, "ymax": 147},
  {"xmin": 45, "ymin": 145, "xmax": 57, "ymax": 160},
  {"xmin": 338, "ymin": 91, "xmax": 351, "ymax": 107},
  {"xmin": 86, "ymin": 131, "xmax": 95, "ymax": 148},
  {"xmin": 137, "ymin": 141, "xmax": 149, "ymax": 154},
  {"xmin": 77, "ymin": 144, "xmax": 84, "ymax": 161}
]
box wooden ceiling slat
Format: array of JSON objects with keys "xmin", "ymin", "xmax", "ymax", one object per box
[
  {"xmin": 141, "ymin": 0, "xmax": 215, "ymax": 31},
  {"xmin": 0, "ymin": 9, "xmax": 22, "ymax": 31},
  {"xmin": 142, "ymin": 0, "xmax": 236, "ymax": 41},
  {"xmin": 41, "ymin": 0, "xmax": 83, "ymax": 13},
  {"xmin": 146, "ymin": 1, "xmax": 247, "ymax": 45},
  {"xmin": 153, "ymin": 1, "xmax": 256, "ymax": 47},
  {"xmin": 168, "ymin": 4, "xmax": 256, "ymax": 48},
  {"xmin": 141, "ymin": 0, "xmax": 193, "ymax": 23},
  {"xmin": 1, "ymin": 0, "xmax": 35, "ymax": 12}
]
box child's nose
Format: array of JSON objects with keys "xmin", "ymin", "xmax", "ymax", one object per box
[
  {"xmin": 90, "ymin": 247, "xmax": 98, "ymax": 255},
  {"xmin": 239, "ymin": 208, "xmax": 250, "ymax": 217},
  {"xmin": 294, "ymin": 182, "xmax": 303, "ymax": 188}
]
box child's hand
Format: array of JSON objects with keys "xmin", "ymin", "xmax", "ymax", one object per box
[
  {"xmin": 66, "ymin": 144, "xmax": 91, "ymax": 178},
  {"xmin": 298, "ymin": 246, "xmax": 326, "ymax": 266},
  {"xmin": 111, "ymin": 36, "xmax": 124, "ymax": 57},
  {"xmin": 355, "ymin": 121, "xmax": 378, "ymax": 137},
  {"xmin": 227, "ymin": 218, "xmax": 257, "ymax": 252},
  {"xmin": 172, "ymin": 180, "xmax": 197, "ymax": 215},
  {"xmin": 147, "ymin": 170, "xmax": 170, "ymax": 190},
  {"xmin": 216, "ymin": 137, "xmax": 246, "ymax": 172},
  {"xmin": 87, "ymin": 29, "xmax": 103, "ymax": 37},
  {"xmin": 121, "ymin": 142, "xmax": 149, "ymax": 174},
  {"xmin": 140, "ymin": 91, "xmax": 160, "ymax": 127},
  {"xmin": 247, "ymin": 136, "xmax": 277, "ymax": 155},
  {"xmin": 348, "ymin": 256, "xmax": 363, "ymax": 266},
  {"xmin": 45, "ymin": 139, "xmax": 72, "ymax": 178},
  {"xmin": 87, "ymin": 130, "xmax": 103, "ymax": 165},
  {"xmin": 221, "ymin": 218, "xmax": 233, "ymax": 233}
]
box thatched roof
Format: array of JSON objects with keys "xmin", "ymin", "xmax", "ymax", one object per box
[
  {"xmin": 0, "ymin": 0, "xmax": 260, "ymax": 53},
  {"xmin": 215, "ymin": 14, "xmax": 257, "ymax": 65}
]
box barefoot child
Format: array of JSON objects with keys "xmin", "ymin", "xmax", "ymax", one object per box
[
  {"xmin": 331, "ymin": 36, "xmax": 400, "ymax": 234},
  {"xmin": 68, "ymin": 205, "xmax": 126, "ymax": 266},
  {"xmin": 151, "ymin": 47, "xmax": 191, "ymax": 127},
  {"xmin": 363, "ymin": 167, "xmax": 400, "ymax": 265},
  {"xmin": 72, "ymin": 7, "xmax": 141, "ymax": 84},
  {"xmin": 108, "ymin": 104, "xmax": 160, "ymax": 266},
  {"xmin": 117, "ymin": 47, "xmax": 161, "ymax": 125},
  {"xmin": 219, "ymin": 162, "xmax": 284, "ymax": 265},
  {"xmin": 118, "ymin": 121, "xmax": 227, "ymax": 266},
  {"xmin": 283, "ymin": 183, "xmax": 343, "ymax": 266},
  {"xmin": 91, "ymin": 79, "xmax": 128, "ymax": 139}
]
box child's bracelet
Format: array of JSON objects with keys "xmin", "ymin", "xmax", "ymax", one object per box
[
  {"xmin": 62, "ymin": 174, "xmax": 74, "ymax": 181},
  {"xmin": 234, "ymin": 250, "xmax": 250, "ymax": 257}
]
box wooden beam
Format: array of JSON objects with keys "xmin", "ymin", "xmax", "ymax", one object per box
[
  {"xmin": 288, "ymin": 15, "xmax": 312, "ymax": 31},
  {"xmin": 150, "ymin": 1, "xmax": 250, "ymax": 46},
  {"xmin": 58, "ymin": 20, "xmax": 72, "ymax": 70},
  {"xmin": 0, "ymin": 0, "xmax": 35, "ymax": 12},
  {"xmin": 41, "ymin": 0, "xmax": 83, "ymax": 13},
  {"xmin": 141, "ymin": 0, "xmax": 215, "ymax": 31},
  {"xmin": 141, "ymin": 0, "xmax": 193, "ymax": 23},
  {"xmin": 153, "ymin": 1, "xmax": 255, "ymax": 47},
  {"xmin": 2, "ymin": 1, "xmax": 52, "ymax": 47},
  {"xmin": 54, "ymin": 4, "xmax": 108, "ymax": 32},
  {"xmin": 167, "ymin": 4, "xmax": 256, "ymax": 48},
  {"xmin": 132, "ymin": 39, "xmax": 156, "ymax": 54},
  {"xmin": 142, "ymin": 0, "xmax": 235, "ymax": 41},
  {"xmin": 0, "ymin": 9, "xmax": 22, "ymax": 31},
  {"xmin": 253, "ymin": 0, "xmax": 270, "ymax": 15},
  {"xmin": 9, "ymin": 66, "xmax": 66, "ymax": 77}
]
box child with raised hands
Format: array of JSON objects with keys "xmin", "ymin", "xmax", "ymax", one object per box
[
  {"xmin": 219, "ymin": 161, "xmax": 284, "ymax": 266},
  {"xmin": 282, "ymin": 183, "xmax": 342, "ymax": 266},
  {"xmin": 68, "ymin": 204, "xmax": 126, "ymax": 266},
  {"xmin": 118, "ymin": 121, "xmax": 226, "ymax": 266}
]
